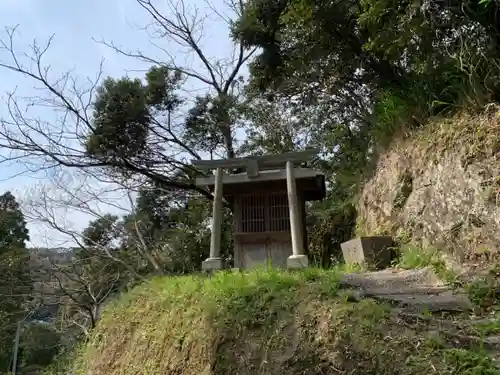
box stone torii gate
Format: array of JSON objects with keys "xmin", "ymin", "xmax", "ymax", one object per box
[{"xmin": 192, "ymin": 149, "xmax": 325, "ymax": 271}]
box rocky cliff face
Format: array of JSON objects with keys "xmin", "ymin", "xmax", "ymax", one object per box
[{"xmin": 357, "ymin": 109, "xmax": 500, "ymax": 269}]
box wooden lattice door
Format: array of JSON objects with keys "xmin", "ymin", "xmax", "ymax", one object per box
[{"xmin": 236, "ymin": 193, "xmax": 290, "ymax": 234}]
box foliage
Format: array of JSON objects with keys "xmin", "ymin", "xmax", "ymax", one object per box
[
  {"xmin": 40, "ymin": 348, "xmax": 82, "ymax": 375},
  {"xmin": 466, "ymin": 264, "xmax": 500, "ymax": 310},
  {"xmin": 232, "ymin": 0, "xmax": 500, "ymax": 167},
  {"xmin": 86, "ymin": 78, "xmax": 152, "ymax": 163},
  {"xmin": 230, "ymin": 0, "xmax": 500, "ymax": 269},
  {"xmin": 54, "ymin": 215, "xmax": 128, "ymax": 336},
  {"xmin": 238, "ymin": 97, "xmax": 311, "ymax": 155},
  {"xmin": 234, "ymin": 0, "xmax": 500, "ymax": 100},
  {"xmin": 86, "ymin": 67, "xmax": 187, "ymax": 164},
  {"xmin": 307, "ymin": 197, "xmax": 357, "ymax": 268},
  {"xmin": 0, "ymin": 192, "xmax": 30, "ymax": 249},
  {"xmin": 121, "ymin": 183, "xmax": 233, "ymax": 274},
  {"xmin": 184, "ymin": 93, "xmax": 244, "ymax": 158},
  {"xmin": 19, "ymin": 322, "xmax": 61, "ymax": 368},
  {"xmin": 82, "ymin": 214, "xmax": 121, "ymax": 249},
  {"xmin": 240, "ymin": 95, "xmax": 364, "ymax": 265},
  {"xmin": 83, "ymin": 67, "xmax": 209, "ymax": 194},
  {"xmin": 0, "ymin": 192, "xmax": 31, "ymax": 371},
  {"xmin": 55, "ymin": 182, "xmax": 234, "ymax": 340}
]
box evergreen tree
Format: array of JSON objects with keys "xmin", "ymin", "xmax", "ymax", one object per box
[{"xmin": 0, "ymin": 191, "xmax": 32, "ymax": 371}]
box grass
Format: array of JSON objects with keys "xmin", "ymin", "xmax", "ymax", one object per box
[
  {"xmin": 467, "ymin": 263, "xmax": 500, "ymax": 314},
  {"xmin": 474, "ymin": 317, "xmax": 500, "ymax": 336},
  {"xmin": 395, "ymin": 244, "xmax": 461, "ymax": 286},
  {"xmin": 65, "ymin": 267, "xmax": 500, "ymax": 375},
  {"xmin": 396, "ymin": 244, "xmax": 441, "ymax": 270}
]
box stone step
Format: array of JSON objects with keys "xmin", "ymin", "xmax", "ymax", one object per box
[
  {"xmin": 373, "ymin": 291, "xmax": 472, "ymax": 313},
  {"xmin": 340, "ymin": 268, "xmax": 444, "ymax": 290},
  {"xmin": 341, "ymin": 267, "xmax": 472, "ymax": 313}
]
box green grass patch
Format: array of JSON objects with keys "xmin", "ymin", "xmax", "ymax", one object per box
[
  {"xmin": 466, "ymin": 264, "xmax": 500, "ymax": 311},
  {"xmin": 72, "ymin": 267, "xmax": 498, "ymax": 375},
  {"xmin": 474, "ymin": 316, "xmax": 500, "ymax": 336},
  {"xmin": 396, "ymin": 244, "xmax": 441, "ymax": 269},
  {"xmin": 395, "ymin": 245, "xmax": 460, "ymax": 286},
  {"xmin": 467, "ymin": 278, "xmax": 499, "ymax": 308}
]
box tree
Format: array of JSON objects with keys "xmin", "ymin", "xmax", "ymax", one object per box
[
  {"xmin": 232, "ymin": 0, "xmax": 500, "ymax": 139},
  {"xmin": 19, "ymin": 322, "xmax": 61, "ymax": 368},
  {"xmin": 122, "ymin": 183, "xmax": 233, "ymax": 274},
  {"xmin": 53, "ymin": 214, "xmax": 127, "ymax": 335},
  {"xmin": 240, "ymin": 94, "xmax": 362, "ymax": 267},
  {"xmin": 0, "ymin": 0, "xmax": 254, "ymax": 202},
  {"xmin": 26, "ymin": 176, "xmax": 234, "ymax": 337},
  {"xmin": 0, "ymin": 191, "xmax": 32, "ymax": 371},
  {"xmin": 0, "ymin": 192, "xmax": 30, "ymax": 249},
  {"xmin": 228, "ymin": 0, "xmax": 500, "ymax": 266},
  {"xmin": 0, "ymin": 3, "xmax": 256, "ymax": 292},
  {"xmin": 0, "ymin": 0, "xmax": 256, "ymax": 338}
]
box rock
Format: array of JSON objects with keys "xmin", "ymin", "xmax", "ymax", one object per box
[
  {"xmin": 484, "ymin": 335, "xmax": 500, "ymax": 349},
  {"xmin": 340, "ymin": 267, "xmax": 472, "ymax": 313},
  {"xmin": 373, "ymin": 291, "xmax": 472, "ymax": 313},
  {"xmin": 340, "ymin": 267, "xmax": 442, "ymax": 290}
]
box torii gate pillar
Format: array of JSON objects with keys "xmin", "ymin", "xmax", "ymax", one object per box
[{"xmin": 201, "ymin": 167, "xmax": 224, "ymax": 271}]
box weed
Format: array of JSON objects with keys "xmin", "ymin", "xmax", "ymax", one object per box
[
  {"xmin": 395, "ymin": 227, "xmax": 413, "ymax": 245},
  {"xmin": 407, "ymin": 345, "xmax": 498, "ymax": 374},
  {"xmin": 396, "ymin": 244, "xmax": 439, "ymax": 269},
  {"xmin": 441, "ymin": 348, "xmax": 498, "ymax": 375}
]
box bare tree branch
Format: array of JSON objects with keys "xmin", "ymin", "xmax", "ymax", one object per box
[
  {"xmin": 96, "ymin": 0, "xmax": 254, "ymax": 159},
  {"xmin": 0, "ymin": 25, "xmax": 215, "ymax": 201}
]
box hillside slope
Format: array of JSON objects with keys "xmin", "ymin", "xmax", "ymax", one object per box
[
  {"xmin": 357, "ymin": 108, "xmax": 500, "ymax": 271},
  {"xmin": 68, "ymin": 269, "xmax": 497, "ymax": 375}
]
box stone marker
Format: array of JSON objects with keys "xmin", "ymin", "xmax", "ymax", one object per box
[
  {"xmin": 340, "ymin": 236, "xmax": 393, "ymax": 269},
  {"xmin": 192, "ymin": 149, "xmax": 326, "ymax": 271}
]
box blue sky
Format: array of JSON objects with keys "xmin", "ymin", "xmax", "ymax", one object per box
[{"xmin": 0, "ymin": 0, "xmax": 242, "ymax": 247}]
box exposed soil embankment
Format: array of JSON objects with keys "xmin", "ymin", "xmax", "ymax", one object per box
[{"xmin": 358, "ymin": 109, "xmax": 500, "ymax": 271}]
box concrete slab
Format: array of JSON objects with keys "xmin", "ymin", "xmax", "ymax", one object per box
[
  {"xmin": 287, "ymin": 254, "xmax": 309, "ymax": 269},
  {"xmin": 341, "ymin": 236, "xmax": 393, "ymax": 268}
]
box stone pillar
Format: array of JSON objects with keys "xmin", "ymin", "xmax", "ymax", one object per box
[
  {"xmin": 202, "ymin": 167, "xmax": 224, "ymax": 271},
  {"xmin": 285, "ymin": 161, "xmax": 309, "ymax": 269}
]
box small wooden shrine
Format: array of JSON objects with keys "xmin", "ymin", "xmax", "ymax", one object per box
[{"xmin": 192, "ymin": 149, "xmax": 325, "ymax": 270}]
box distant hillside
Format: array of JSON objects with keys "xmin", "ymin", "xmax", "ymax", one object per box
[{"xmin": 29, "ymin": 248, "xmax": 77, "ymax": 322}]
